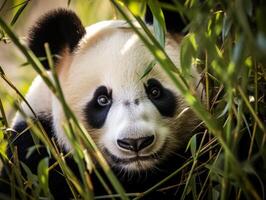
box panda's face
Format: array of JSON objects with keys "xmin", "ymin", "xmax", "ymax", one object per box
[
  {"xmin": 86, "ymin": 77, "xmax": 179, "ymax": 171},
  {"xmin": 53, "ymin": 23, "xmax": 199, "ymax": 171}
]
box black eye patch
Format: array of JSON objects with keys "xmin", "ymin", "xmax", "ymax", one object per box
[
  {"xmin": 145, "ymin": 78, "xmax": 177, "ymax": 117},
  {"xmin": 84, "ymin": 86, "xmax": 112, "ymax": 129}
]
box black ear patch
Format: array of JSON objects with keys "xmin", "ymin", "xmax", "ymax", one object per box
[
  {"xmin": 145, "ymin": 0, "xmax": 187, "ymax": 34},
  {"xmin": 28, "ymin": 9, "xmax": 86, "ymax": 69}
]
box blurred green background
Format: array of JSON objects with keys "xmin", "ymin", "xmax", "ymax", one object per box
[{"xmin": 0, "ymin": 0, "xmax": 113, "ymax": 119}]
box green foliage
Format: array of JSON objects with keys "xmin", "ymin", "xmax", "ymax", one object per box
[
  {"xmin": 37, "ymin": 158, "xmax": 51, "ymax": 198},
  {"xmin": 10, "ymin": 0, "xmax": 30, "ymax": 26},
  {"xmin": 0, "ymin": 122, "xmax": 8, "ymax": 160},
  {"xmin": 0, "ymin": 0, "xmax": 265, "ymax": 200},
  {"xmin": 147, "ymin": 0, "xmax": 166, "ymax": 47}
]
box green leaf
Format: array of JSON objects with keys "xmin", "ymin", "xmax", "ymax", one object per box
[
  {"xmin": 0, "ymin": 125, "xmax": 7, "ymax": 159},
  {"xmin": 0, "ymin": 65, "xmax": 5, "ymax": 75},
  {"xmin": 222, "ymin": 13, "xmax": 232, "ymax": 41},
  {"xmin": 186, "ymin": 134, "xmax": 197, "ymax": 158},
  {"xmin": 148, "ymin": 0, "xmax": 166, "ymax": 47},
  {"xmin": 26, "ymin": 144, "xmax": 43, "ymax": 159},
  {"xmin": 212, "ymin": 187, "xmax": 220, "ymax": 200},
  {"xmin": 140, "ymin": 60, "xmax": 156, "ymax": 80},
  {"xmin": 124, "ymin": 0, "xmax": 146, "ymax": 16},
  {"xmin": 37, "ymin": 158, "xmax": 52, "ymax": 199},
  {"xmin": 21, "ymin": 162, "xmax": 38, "ymax": 190},
  {"xmin": 153, "ymin": 14, "xmax": 165, "ymax": 47},
  {"xmin": 0, "ymin": 138, "xmax": 7, "ymax": 160},
  {"xmin": 0, "ymin": 127, "xmax": 3, "ymax": 141},
  {"xmin": 180, "ymin": 33, "xmax": 197, "ymax": 77},
  {"xmin": 10, "ymin": 1, "xmax": 29, "ymax": 26}
]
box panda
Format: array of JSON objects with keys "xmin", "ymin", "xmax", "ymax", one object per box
[{"xmin": 0, "ymin": 7, "xmax": 203, "ymax": 200}]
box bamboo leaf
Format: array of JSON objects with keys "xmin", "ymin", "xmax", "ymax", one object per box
[
  {"xmin": 10, "ymin": 1, "xmax": 29, "ymax": 26},
  {"xmin": 147, "ymin": 0, "xmax": 166, "ymax": 47},
  {"xmin": 140, "ymin": 60, "xmax": 156, "ymax": 79},
  {"xmin": 180, "ymin": 33, "xmax": 197, "ymax": 77},
  {"xmin": 37, "ymin": 158, "xmax": 52, "ymax": 198}
]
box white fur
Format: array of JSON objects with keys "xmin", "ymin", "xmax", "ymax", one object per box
[{"xmin": 12, "ymin": 74, "xmax": 52, "ymax": 126}]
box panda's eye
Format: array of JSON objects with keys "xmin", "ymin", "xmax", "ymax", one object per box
[
  {"xmin": 145, "ymin": 78, "xmax": 177, "ymax": 117},
  {"xmin": 97, "ymin": 95, "xmax": 111, "ymax": 106},
  {"xmin": 149, "ymin": 87, "xmax": 161, "ymax": 99}
]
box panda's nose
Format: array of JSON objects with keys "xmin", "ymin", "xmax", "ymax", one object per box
[{"xmin": 117, "ymin": 136, "xmax": 154, "ymax": 152}]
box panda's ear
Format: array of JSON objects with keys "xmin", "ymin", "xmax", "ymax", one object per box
[
  {"xmin": 28, "ymin": 9, "xmax": 86, "ymax": 69},
  {"xmin": 145, "ymin": 1, "xmax": 187, "ymax": 34}
]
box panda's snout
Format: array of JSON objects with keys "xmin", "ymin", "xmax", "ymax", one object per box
[{"xmin": 117, "ymin": 135, "xmax": 154, "ymax": 152}]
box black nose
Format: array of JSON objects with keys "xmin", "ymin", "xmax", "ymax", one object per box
[{"xmin": 117, "ymin": 135, "xmax": 155, "ymax": 152}]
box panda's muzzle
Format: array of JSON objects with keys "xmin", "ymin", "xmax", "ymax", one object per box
[
  {"xmin": 102, "ymin": 139, "xmax": 167, "ymax": 166},
  {"xmin": 103, "ymin": 147, "xmax": 160, "ymax": 165},
  {"xmin": 117, "ymin": 135, "xmax": 155, "ymax": 152}
]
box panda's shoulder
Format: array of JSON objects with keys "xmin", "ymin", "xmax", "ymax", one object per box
[{"xmin": 13, "ymin": 74, "xmax": 52, "ymax": 124}]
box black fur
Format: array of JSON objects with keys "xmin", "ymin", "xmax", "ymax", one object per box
[
  {"xmin": 145, "ymin": 0, "xmax": 187, "ymax": 33},
  {"xmin": 0, "ymin": 115, "xmax": 76, "ymax": 199},
  {"xmin": 84, "ymin": 86, "xmax": 112, "ymax": 129},
  {"xmin": 28, "ymin": 9, "xmax": 86, "ymax": 69},
  {"xmin": 145, "ymin": 78, "xmax": 177, "ymax": 117}
]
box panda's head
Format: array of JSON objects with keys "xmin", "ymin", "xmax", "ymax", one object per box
[{"xmin": 28, "ymin": 9, "xmax": 202, "ymax": 172}]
